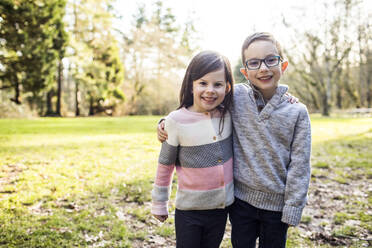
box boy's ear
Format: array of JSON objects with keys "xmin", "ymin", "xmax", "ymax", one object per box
[
  {"xmin": 240, "ymin": 68, "xmax": 249, "ymax": 80},
  {"xmin": 281, "ymin": 61, "xmax": 289, "ymax": 72},
  {"xmin": 225, "ymin": 83, "xmax": 231, "ymax": 93}
]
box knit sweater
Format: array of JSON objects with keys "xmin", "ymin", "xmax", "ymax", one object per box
[
  {"xmin": 151, "ymin": 107, "xmax": 234, "ymax": 216},
  {"xmin": 232, "ymin": 83, "xmax": 311, "ymax": 226}
]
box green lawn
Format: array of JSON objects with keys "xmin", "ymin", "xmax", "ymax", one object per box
[{"xmin": 0, "ymin": 116, "xmax": 371, "ymax": 247}]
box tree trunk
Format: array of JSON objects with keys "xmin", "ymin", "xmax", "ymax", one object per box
[
  {"xmin": 46, "ymin": 90, "xmax": 54, "ymax": 116},
  {"xmin": 73, "ymin": 0, "xmax": 80, "ymax": 117},
  {"xmin": 367, "ymin": 71, "xmax": 372, "ymax": 108},
  {"xmin": 75, "ymin": 81, "xmax": 80, "ymax": 116},
  {"xmin": 11, "ymin": 80, "xmax": 21, "ymax": 104},
  {"xmin": 56, "ymin": 59, "xmax": 63, "ymax": 116},
  {"xmin": 89, "ymin": 96, "xmax": 95, "ymax": 116},
  {"xmin": 367, "ymin": 50, "xmax": 372, "ymax": 108},
  {"xmin": 336, "ymin": 89, "xmax": 342, "ymax": 109},
  {"xmin": 322, "ymin": 93, "xmax": 330, "ymax": 116},
  {"xmin": 324, "ymin": 58, "xmax": 332, "ymax": 116}
]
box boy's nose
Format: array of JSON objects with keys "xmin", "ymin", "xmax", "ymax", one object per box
[{"xmin": 259, "ymin": 62, "xmax": 269, "ymax": 70}]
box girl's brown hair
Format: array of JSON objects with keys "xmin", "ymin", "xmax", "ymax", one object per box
[{"xmin": 179, "ymin": 50, "xmax": 234, "ymax": 134}]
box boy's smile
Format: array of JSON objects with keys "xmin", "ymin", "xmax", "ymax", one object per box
[{"xmin": 241, "ymin": 40, "xmax": 287, "ymax": 100}]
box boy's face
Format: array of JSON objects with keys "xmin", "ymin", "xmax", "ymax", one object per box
[{"xmin": 240, "ymin": 40, "xmax": 287, "ymax": 97}]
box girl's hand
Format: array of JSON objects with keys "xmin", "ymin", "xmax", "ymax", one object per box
[
  {"xmin": 285, "ymin": 93, "xmax": 299, "ymax": 104},
  {"xmin": 157, "ymin": 120, "xmax": 168, "ymax": 142},
  {"xmin": 153, "ymin": 214, "xmax": 168, "ymax": 222}
]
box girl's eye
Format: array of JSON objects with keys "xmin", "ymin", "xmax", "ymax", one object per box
[
  {"xmin": 199, "ymin": 81, "xmax": 208, "ymax": 86},
  {"xmin": 214, "ymin": 83, "xmax": 223, "ymax": 87}
]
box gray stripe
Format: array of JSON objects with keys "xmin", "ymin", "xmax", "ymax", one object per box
[
  {"xmin": 178, "ymin": 135, "xmax": 233, "ymax": 168},
  {"xmin": 158, "ymin": 142, "xmax": 178, "ymax": 165},
  {"xmin": 176, "ymin": 187, "xmax": 227, "ymax": 210},
  {"xmin": 152, "ymin": 185, "xmax": 170, "ymax": 202}
]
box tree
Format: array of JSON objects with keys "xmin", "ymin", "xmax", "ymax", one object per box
[
  {"xmin": 356, "ymin": 4, "xmax": 372, "ymax": 108},
  {"xmin": 0, "ymin": 0, "xmax": 68, "ymax": 114},
  {"xmin": 66, "ymin": 0, "xmax": 124, "ymax": 116},
  {"xmin": 121, "ymin": 1, "xmax": 196, "ymax": 115},
  {"xmin": 283, "ymin": 0, "xmax": 365, "ymax": 115}
]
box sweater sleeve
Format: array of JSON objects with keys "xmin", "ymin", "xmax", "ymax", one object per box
[
  {"xmin": 282, "ymin": 106, "xmax": 312, "ymax": 226},
  {"xmin": 151, "ymin": 117, "xmax": 178, "ymax": 215}
]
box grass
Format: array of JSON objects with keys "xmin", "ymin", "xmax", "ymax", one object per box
[{"xmin": 0, "ymin": 116, "xmax": 371, "ymax": 247}]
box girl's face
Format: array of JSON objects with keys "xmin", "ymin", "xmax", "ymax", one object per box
[
  {"xmin": 189, "ymin": 68, "xmax": 229, "ymax": 113},
  {"xmin": 242, "ymin": 40, "xmax": 286, "ymax": 99}
]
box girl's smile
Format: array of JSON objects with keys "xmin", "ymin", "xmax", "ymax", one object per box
[{"xmin": 189, "ymin": 68, "xmax": 228, "ymax": 113}]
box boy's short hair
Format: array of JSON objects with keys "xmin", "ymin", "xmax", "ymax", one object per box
[{"xmin": 241, "ymin": 32, "xmax": 283, "ymax": 65}]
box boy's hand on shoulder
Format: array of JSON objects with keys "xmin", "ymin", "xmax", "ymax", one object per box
[
  {"xmin": 285, "ymin": 92, "xmax": 299, "ymax": 104},
  {"xmin": 157, "ymin": 120, "xmax": 168, "ymax": 142},
  {"xmin": 153, "ymin": 214, "xmax": 168, "ymax": 222}
]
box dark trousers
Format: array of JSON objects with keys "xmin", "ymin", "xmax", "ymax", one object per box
[
  {"xmin": 175, "ymin": 208, "xmax": 228, "ymax": 248},
  {"xmin": 229, "ymin": 198, "xmax": 289, "ymax": 248}
]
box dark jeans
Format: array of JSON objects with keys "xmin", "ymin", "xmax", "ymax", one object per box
[
  {"xmin": 175, "ymin": 208, "xmax": 228, "ymax": 248},
  {"xmin": 229, "ymin": 198, "xmax": 289, "ymax": 248}
]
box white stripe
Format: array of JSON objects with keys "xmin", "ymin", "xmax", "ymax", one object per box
[{"xmin": 177, "ymin": 116, "xmax": 232, "ymax": 146}]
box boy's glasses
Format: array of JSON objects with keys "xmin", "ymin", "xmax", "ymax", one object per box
[{"xmin": 245, "ymin": 55, "xmax": 281, "ymax": 70}]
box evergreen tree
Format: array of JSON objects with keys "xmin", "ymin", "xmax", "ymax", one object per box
[{"xmin": 0, "ymin": 0, "xmax": 68, "ymax": 114}]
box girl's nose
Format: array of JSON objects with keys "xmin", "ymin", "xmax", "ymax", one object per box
[{"xmin": 205, "ymin": 85, "xmax": 214, "ymax": 92}]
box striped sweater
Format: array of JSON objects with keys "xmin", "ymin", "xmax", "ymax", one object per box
[{"xmin": 151, "ymin": 107, "xmax": 234, "ymax": 216}]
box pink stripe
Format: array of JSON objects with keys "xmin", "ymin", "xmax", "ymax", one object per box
[
  {"xmin": 223, "ymin": 158, "xmax": 233, "ymax": 184},
  {"xmin": 154, "ymin": 164, "xmax": 175, "ymax": 186},
  {"xmin": 176, "ymin": 158, "xmax": 233, "ymax": 190}
]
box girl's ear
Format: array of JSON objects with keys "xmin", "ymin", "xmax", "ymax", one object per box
[
  {"xmin": 281, "ymin": 61, "xmax": 289, "ymax": 72},
  {"xmin": 240, "ymin": 68, "xmax": 249, "ymax": 80}
]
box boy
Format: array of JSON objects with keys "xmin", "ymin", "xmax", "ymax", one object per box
[
  {"xmin": 158, "ymin": 32, "xmax": 311, "ymax": 248},
  {"xmin": 228, "ymin": 32, "xmax": 311, "ymax": 248}
]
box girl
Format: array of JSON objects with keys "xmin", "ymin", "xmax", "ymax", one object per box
[{"xmin": 151, "ymin": 50, "xmax": 234, "ymax": 248}]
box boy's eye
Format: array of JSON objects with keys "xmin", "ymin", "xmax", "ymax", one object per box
[
  {"xmin": 265, "ymin": 56, "xmax": 279, "ymax": 65},
  {"xmin": 247, "ymin": 60, "xmax": 260, "ymax": 67}
]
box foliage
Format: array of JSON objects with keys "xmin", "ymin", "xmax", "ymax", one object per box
[
  {"xmin": 0, "ymin": 91, "xmax": 36, "ymax": 118},
  {"xmin": 283, "ymin": 0, "xmax": 372, "ymax": 115},
  {"xmin": 66, "ymin": 0, "xmax": 125, "ymax": 116},
  {"xmin": 0, "ymin": 0, "xmax": 68, "ymax": 111},
  {"xmin": 120, "ymin": 1, "xmax": 197, "ymax": 115}
]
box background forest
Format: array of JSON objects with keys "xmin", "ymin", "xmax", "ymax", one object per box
[{"xmin": 0, "ymin": 0, "xmax": 371, "ymax": 118}]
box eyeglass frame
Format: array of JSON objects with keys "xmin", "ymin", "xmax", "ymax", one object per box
[{"xmin": 244, "ymin": 55, "xmax": 282, "ymax": 70}]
